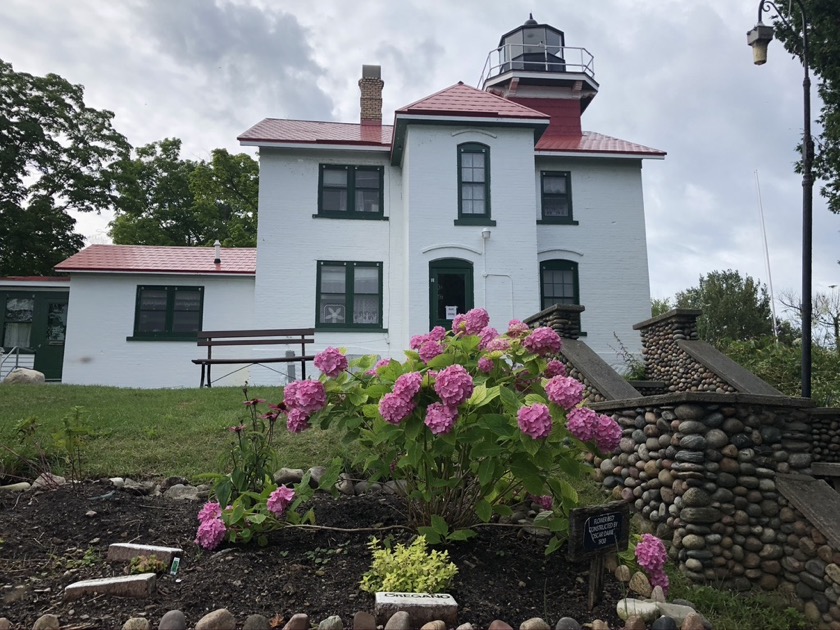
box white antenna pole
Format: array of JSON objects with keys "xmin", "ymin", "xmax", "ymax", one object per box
[{"xmin": 755, "ymin": 170, "xmax": 778, "ymax": 341}]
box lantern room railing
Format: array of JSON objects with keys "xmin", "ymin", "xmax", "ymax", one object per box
[{"xmin": 478, "ymin": 42, "xmax": 595, "ymax": 87}]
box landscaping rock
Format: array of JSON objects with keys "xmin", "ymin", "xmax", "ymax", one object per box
[
  {"xmin": 123, "ymin": 618, "xmax": 151, "ymax": 630},
  {"xmin": 336, "ymin": 474, "xmax": 355, "ymax": 496},
  {"xmin": 456, "ymin": 624, "xmax": 476, "ymax": 630},
  {"xmin": 681, "ymin": 612, "xmax": 706, "ymax": 630},
  {"xmin": 554, "ymin": 619, "xmax": 581, "ymax": 630},
  {"xmin": 195, "ymin": 608, "xmax": 235, "ymax": 630},
  {"xmin": 2, "ymin": 367, "xmax": 45, "ymax": 384},
  {"xmin": 32, "ymin": 614, "xmax": 60, "ymax": 630},
  {"xmin": 0, "ymin": 482, "xmax": 30, "ymax": 492},
  {"xmin": 158, "ymin": 609, "xmax": 187, "ymax": 630},
  {"xmin": 656, "ymin": 603, "xmax": 700, "ymax": 627},
  {"xmin": 623, "ymin": 615, "xmax": 646, "ymax": 630},
  {"xmin": 318, "ymin": 615, "xmax": 343, "ymax": 630},
  {"xmin": 488, "ymin": 622, "xmax": 514, "ymax": 630},
  {"xmin": 616, "ymin": 599, "xmax": 659, "ymax": 622},
  {"xmin": 274, "ymin": 468, "xmax": 304, "ymax": 485},
  {"xmin": 307, "ymin": 466, "xmax": 328, "ymax": 488},
  {"xmin": 283, "ymin": 613, "xmax": 310, "ymax": 630},
  {"xmin": 651, "ymin": 616, "xmax": 678, "ymax": 630},
  {"xmin": 614, "ymin": 564, "xmax": 631, "ymax": 582},
  {"xmin": 0, "ymin": 619, "xmax": 10, "ymax": 630},
  {"xmin": 519, "ymin": 618, "xmax": 550, "ymax": 630},
  {"xmin": 107, "ymin": 542, "xmax": 182, "ymax": 567},
  {"xmin": 243, "ymin": 614, "xmax": 270, "ymax": 630},
  {"xmin": 590, "ymin": 621, "xmax": 610, "ymax": 630},
  {"xmin": 352, "ymin": 611, "xmax": 376, "ymax": 630},
  {"xmin": 629, "ymin": 571, "xmax": 652, "ymax": 598},
  {"xmin": 31, "ymin": 473, "xmax": 66, "ymax": 490},
  {"xmin": 375, "ymin": 592, "xmax": 457, "ymax": 627},
  {"xmin": 385, "ymin": 611, "xmax": 412, "ymax": 630},
  {"xmin": 163, "ymin": 484, "xmax": 199, "ymax": 501},
  {"xmin": 420, "ymin": 621, "xmax": 446, "ymax": 630},
  {"xmin": 64, "ymin": 573, "xmax": 156, "ymax": 600}
]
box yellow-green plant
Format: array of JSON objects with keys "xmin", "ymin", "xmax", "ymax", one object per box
[
  {"xmin": 360, "ymin": 535, "xmax": 458, "ymax": 593},
  {"xmin": 128, "ymin": 555, "xmax": 168, "ymax": 575}
]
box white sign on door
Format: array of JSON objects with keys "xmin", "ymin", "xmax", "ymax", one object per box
[{"xmin": 445, "ymin": 306, "xmax": 458, "ymax": 320}]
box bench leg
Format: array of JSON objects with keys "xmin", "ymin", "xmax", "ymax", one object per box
[
  {"xmin": 301, "ymin": 359, "xmax": 306, "ymax": 381},
  {"xmin": 199, "ymin": 364, "xmax": 206, "ymax": 388},
  {"xmin": 206, "ymin": 363, "xmax": 212, "ymax": 388}
]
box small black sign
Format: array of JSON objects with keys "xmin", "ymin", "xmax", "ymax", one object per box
[{"xmin": 567, "ymin": 501, "xmax": 630, "ymax": 562}]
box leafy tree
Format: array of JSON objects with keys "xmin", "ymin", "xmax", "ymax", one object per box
[
  {"xmin": 674, "ymin": 270, "xmax": 773, "ymax": 346},
  {"xmin": 110, "ymin": 138, "xmax": 258, "ymax": 247},
  {"xmin": 0, "ymin": 60, "xmax": 129, "ymax": 275},
  {"xmin": 651, "ymin": 298, "xmax": 671, "ymax": 317},
  {"xmin": 771, "ymin": 0, "xmax": 840, "ymax": 213}
]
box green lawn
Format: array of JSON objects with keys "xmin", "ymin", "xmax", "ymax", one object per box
[{"xmin": 0, "ymin": 384, "xmax": 348, "ymax": 481}]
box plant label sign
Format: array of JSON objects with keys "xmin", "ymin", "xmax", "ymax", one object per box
[{"xmin": 567, "ymin": 501, "xmax": 630, "ymax": 562}]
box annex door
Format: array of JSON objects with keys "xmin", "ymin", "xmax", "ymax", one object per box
[
  {"xmin": 429, "ymin": 258, "xmax": 474, "ymax": 330},
  {"xmin": 0, "ymin": 291, "xmax": 68, "ymax": 381}
]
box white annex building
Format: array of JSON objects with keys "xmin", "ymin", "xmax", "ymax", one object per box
[{"xmin": 50, "ymin": 16, "xmax": 664, "ymax": 388}]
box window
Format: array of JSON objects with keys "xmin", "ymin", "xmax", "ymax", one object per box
[
  {"xmin": 540, "ymin": 260, "xmax": 579, "ymax": 309},
  {"xmin": 317, "ymin": 165, "xmax": 384, "ymax": 219},
  {"xmin": 131, "ymin": 285, "xmax": 204, "ymax": 340},
  {"xmin": 316, "ymin": 261, "xmax": 383, "ymax": 330},
  {"xmin": 539, "ymin": 171, "xmax": 576, "ymax": 224},
  {"xmin": 456, "ymin": 143, "xmax": 495, "ymax": 225},
  {"xmin": 3, "ymin": 297, "xmax": 34, "ymax": 348}
]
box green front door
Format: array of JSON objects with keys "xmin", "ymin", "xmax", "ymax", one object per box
[
  {"xmin": 0, "ymin": 291, "xmax": 68, "ymax": 381},
  {"xmin": 429, "ymin": 258, "xmax": 474, "ymax": 330}
]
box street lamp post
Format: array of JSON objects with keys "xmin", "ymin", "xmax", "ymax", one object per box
[{"xmin": 747, "ymin": 0, "xmax": 814, "ymax": 398}]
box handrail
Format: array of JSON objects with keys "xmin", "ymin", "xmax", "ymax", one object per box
[
  {"xmin": 0, "ymin": 346, "xmax": 21, "ymax": 373},
  {"xmin": 478, "ymin": 43, "xmax": 595, "ymax": 88}
]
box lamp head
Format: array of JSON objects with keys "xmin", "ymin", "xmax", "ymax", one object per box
[
  {"xmin": 747, "ymin": 22, "xmax": 774, "ymax": 65},
  {"xmin": 481, "ymin": 228, "xmax": 491, "ymax": 240}
]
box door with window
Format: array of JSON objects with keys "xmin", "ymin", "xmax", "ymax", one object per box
[
  {"xmin": 0, "ymin": 291, "xmax": 69, "ymax": 381},
  {"xmin": 429, "ymin": 259, "xmax": 474, "ymax": 330}
]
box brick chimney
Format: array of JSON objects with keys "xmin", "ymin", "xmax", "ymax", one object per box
[{"xmin": 359, "ymin": 65, "xmax": 383, "ymax": 125}]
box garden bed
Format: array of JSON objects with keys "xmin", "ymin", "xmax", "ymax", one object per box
[{"xmin": 0, "ymin": 481, "xmax": 625, "ymax": 629}]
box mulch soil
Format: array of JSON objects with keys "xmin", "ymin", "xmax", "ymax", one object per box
[{"xmin": 0, "ymin": 481, "xmax": 625, "ymax": 629}]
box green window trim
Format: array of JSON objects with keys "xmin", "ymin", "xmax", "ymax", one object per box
[
  {"xmin": 539, "ymin": 170, "xmax": 575, "ymax": 224},
  {"xmin": 316, "ymin": 261, "xmax": 384, "ymax": 330},
  {"xmin": 130, "ymin": 285, "xmax": 204, "ymax": 340},
  {"xmin": 317, "ymin": 164, "xmax": 385, "ymax": 219},
  {"xmin": 457, "ymin": 143, "xmax": 491, "ymax": 224},
  {"xmin": 540, "ymin": 260, "xmax": 579, "ymax": 310}
]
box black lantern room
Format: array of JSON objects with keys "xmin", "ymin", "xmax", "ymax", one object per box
[{"xmin": 498, "ymin": 14, "xmax": 566, "ymax": 73}]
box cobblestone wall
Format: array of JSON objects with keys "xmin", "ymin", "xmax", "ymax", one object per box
[
  {"xmin": 633, "ymin": 310, "xmax": 736, "ymax": 394},
  {"xmin": 811, "ymin": 408, "xmax": 840, "ymax": 463}
]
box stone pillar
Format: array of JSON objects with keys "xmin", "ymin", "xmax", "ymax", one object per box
[{"xmin": 524, "ymin": 304, "xmax": 584, "ymax": 339}]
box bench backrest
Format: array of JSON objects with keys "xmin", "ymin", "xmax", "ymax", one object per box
[{"xmin": 196, "ymin": 328, "xmax": 315, "ymax": 348}]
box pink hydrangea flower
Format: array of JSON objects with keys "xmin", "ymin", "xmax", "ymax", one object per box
[
  {"xmin": 418, "ymin": 340, "xmax": 444, "ymax": 363},
  {"xmin": 485, "ymin": 336, "xmax": 511, "ymax": 352},
  {"xmin": 545, "ymin": 375, "xmax": 584, "ymax": 410},
  {"xmin": 545, "ymin": 360, "xmax": 566, "ymax": 378},
  {"xmin": 465, "ymin": 308, "xmax": 490, "ymax": 335},
  {"xmin": 424, "ymin": 403, "xmax": 459, "ymax": 435},
  {"xmin": 566, "ymin": 407, "xmax": 598, "ymax": 442},
  {"xmin": 531, "ymin": 495, "xmax": 554, "ymax": 511},
  {"xmin": 283, "ymin": 380, "xmax": 327, "ymax": 415},
  {"xmin": 451, "ymin": 313, "xmax": 468, "ymax": 333},
  {"xmin": 478, "ymin": 326, "xmax": 499, "ymax": 349},
  {"xmin": 517, "ymin": 403, "xmax": 552, "ymax": 440},
  {"xmin": 366, "ymin": 358, "xmax": 393, "ymax": 376},
  {"xmin": 197, "ymin": 501, "xmax": 222, "ymax": 524},
  {"xmin": 379, "ymin": 392, "xmax": 416, "ymax": 425},
  {"xmin": 636, "ymin": 534, "xmax": 668, "ymax": 573},
  {"xmin": 478, "ymin": 357, "xmax": 494, "ymax": 373},
  {"xmin": 286, "ymin": 408, "xmax": 311, "ymax": 433},
  {"xmin": 594, "ymin": 414, "xmax": 622, "ymax": 452},
  {"xmin": 195, "ymin": 517, "xmax": 227, "ymax": 550},
  {"xmin": 393, "ymin": 371, "xmax": 423, "ymax": 400},
  {"xmin": 434, "ymin": 364, "xmax": 474, "ymax": 407},
  {"xmin": 267, "ymin": 485, "xmax": 296, "ymax": 518},
  {"xmin": 648, "ymin": 569, "xmax": 670, "ymax": 596},
  {"xmin": 523, "ymin": 327, "xmax": 563, "ymax": 356},
  {"xmin": 314, "ymin": 347, "xmax": 348, "ymax": 378},
  {"xmin": 507, "ymin": 319, "xmax": 530, "ymax": 337},
  {"xmin": 410, "ymin": 333, "xmax": 428, "ymax": 350},
  {"xmin": 428, "ymin": 326, "xmax": 447, "ymax": 342}
]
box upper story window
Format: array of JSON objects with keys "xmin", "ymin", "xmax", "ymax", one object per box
[
  {"xmin": 131, "ymin": 285, "xmax": 204, "ymax": 340},
  {"xmin": 317, "ymin": 165, "xmax": 384, "ymax": 219},
  {"xmin": 316, "ymin": 261, "xmax": 384, "ymax": 330},
  {"xmin": 456, "ymin": 143, "xmax": 495, "ymax": 226},
  {"xmin": 540, "ymin": 260, "xmax": 579, "ymax": 309},
  {"xmin": 539, "ymin": 171, "xmax": 577, "ymax": 224}
]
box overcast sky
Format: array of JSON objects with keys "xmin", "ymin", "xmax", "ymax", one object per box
[{"xmin": 2, "ymin": 0, "xmax": 838, "ymax": 306}]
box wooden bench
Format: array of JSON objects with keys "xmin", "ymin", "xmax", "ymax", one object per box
[
  {"xmin": 811, "ymin": 462, "xmax": 840, "ymax": 492},
  {"xmin": 192, "ymin": 328, "xmax": 316, "ymax": 388}
]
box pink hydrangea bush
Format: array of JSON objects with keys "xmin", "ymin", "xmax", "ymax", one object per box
[
  {"xmin": 276, "ymin": 308, "xmax": 617, "ymax": 543},
  {"xmin": 267, "ymin": 485, "xmax": 296, "ymax": 518},
  {"xmin": 314, "ymin": 347, "xmax": 348, "ymax": 378},
  {"xmin": 635, "ymin": 533, "xmax": 670, "ymax": 595}
]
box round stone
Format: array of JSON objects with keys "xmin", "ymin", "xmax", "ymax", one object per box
[
  {"xmin": 679, "ymin": 435, "xmax": 707, "ymax": 450},
  {"xmin": 682, "ymin": 534, "xmax": 706, "ymax": 550},
  {"xmin": 682, "ymin": 488, "xmax": 711, "ymax": 507},
  {"xmin": 705, "ymin": 429, "xmax": 728, "ymax": 449},
  {"xmin": 678, "ymin": 420, "xmax": 707, "ymax": 434}
]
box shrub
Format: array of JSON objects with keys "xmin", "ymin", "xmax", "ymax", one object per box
[
  {"xmin": 360, "ymin": 535, "xmax": 458, "ymax": 593},
  {"xmin": 127, "ymin": 555, "xmax": 167, "ymax": 575},
  {"xmin": 282, "ymin": 310, "xmax": 623, "ymax": 552}
]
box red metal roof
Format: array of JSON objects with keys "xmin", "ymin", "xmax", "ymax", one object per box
[
  {"xmin": 238, "ymin": 119, "xmax": 393, "ymax": 146},
  {"xmin": 0, "ymin": 276, "xmax": 70, "ymax": 282},
  {"xmin": 55, "ymin": 245, "xmax": 257, "ymax": 275},
  {"xmin": 536, "ymin": 131, "xmax": 665, "ymax": 156},
  {"xmin": 396, "ymin": 82, "xmax": 549, "ymax": 119}
]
